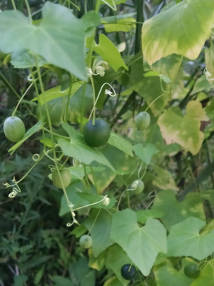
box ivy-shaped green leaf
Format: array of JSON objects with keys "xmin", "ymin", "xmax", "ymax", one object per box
[
  {"xmin": 108, "ymin": 132, "xmax": 133, "ymax": 157},
  {"xmin": 167, "ymin": 217, "xmax": 214, "ymax": 260},
  {"xmin": 147, "ymin": 190, "xmax": 205, "ymax": 230},
  {"xmin": 105, "ymin": 245, "xmax": 131, "ymax": 285},
  {"xmin": 58, "ymin": 123, "xmax": 114, "ymax": 170},
  {"xmin": 85, "ymin": 209, "xmax": 113, "ymax": 257},
  {"xmin": 133, "ymin": 143, "xmax": 158, "ymax": 165},
  {"xmin": 111, "ymin": 209, "xmax": 167, "ymax": 276},
  {"xmin": 0, "ymin": 2, "xmax": 87, "ymax": 80}
]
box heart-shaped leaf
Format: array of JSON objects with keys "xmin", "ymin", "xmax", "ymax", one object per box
[
  {"xmin": 0, "ymin": 2, "xmax": 87, "ymax": 80},
  {"xmin": 58, "ymin": 123, "xmax": 114, "ymax": 170},
  {"xmin": 111, "ymin": 209, "xmax": 167, "ymax": 276}
]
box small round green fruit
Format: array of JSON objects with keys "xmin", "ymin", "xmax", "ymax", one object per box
[
  {"xmin": 52, "ymin": 169, "xmax": 71, "ymax": 189},
  {"xmin": 83, "ymin": 118, "xmax": 111, "ymax": 147},
  {"xmin": 3, "ymin": 116, "xmax": 25, "ymax": 142},
  {"xmin": 79, "ymin": 235, "xmax": 92, "ymax": 249},
  {"xmin": 131, "ymin": 179, "xmax": 144, "ymax": 194},
  {"xmin": 184, "ymin": 263, "xmax": 200, "ymax": 279}
]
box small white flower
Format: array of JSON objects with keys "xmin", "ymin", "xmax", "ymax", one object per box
[{"xmin": 103, "ymin": 195, "xmax": 110, "ymax": 206}]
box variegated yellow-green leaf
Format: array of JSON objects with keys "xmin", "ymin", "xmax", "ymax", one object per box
[
  {"xmin": 142, "ymin": 0, "xmax": 214, "ymax": 65},
  {"xmin": 158, "ymin": 101, "xmax": 208, "ymax": 155}
]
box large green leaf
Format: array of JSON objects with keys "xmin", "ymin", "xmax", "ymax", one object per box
[
  {"xmin": 94, "ymin": 34, "xmax": 127, "ymax": 71},
  {"xmin": 58, "ymin": 123, "xmax": 114, "ymax": 170},
  {"xmin": 135, "ymin": 76, "xmax": 168, "ymax": 116},
  {"xmin": 142, "ymin": 0, "xmax": 214, "ymax": 65},
  {"xmin": 0, "ymin": 2, "xmax": 87, "ymax": 80},
  {"xmin": 111, "ymin": 209, "xmax": 167, "ymax": 276},
  {"xmin": 11, "ymin": 50, "xmax": 46, "ymax": 68},
  {"xmin": 108, "ymin": 132, "xmax": 133, "ymax": 157},
  {"xmin": 59, "ymin": 181, "xmax": 102, "ymax": 216},
  {"xmin": 105, "ymin": 245, "xmax": 131, "ymax": 285},
  {"xmin": 133, "ymin": 143, "xmax": 158, "ymax": 165},
  {"xmin": 85, "ymin": 209, "xmax": 113, "ymax": 257},
  {"xmin": 158, "ymin": 101, "xmax": 208, "ymax": 155},
  {"xmin": 148, "ymin": 190, "xmax": 205, "ymax": 230},
  {"xmin": 68, "ymin": 257, "xmax": 95, "ymax": 286},
  {"xmin": 167, "ymin": 217, "xmax": 214, "ymax": 260},
  {"xmin": 36, "ymin": 82, "xmax": 83, "ymax": 105},
  {"xmin": 98, "ymin": 144, "xmax": 136, "ymax": 175}
]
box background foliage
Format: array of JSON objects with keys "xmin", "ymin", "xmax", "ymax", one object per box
[{"xmin": 1, "ymin": 0, "xmax": 214, "ymax": 285}]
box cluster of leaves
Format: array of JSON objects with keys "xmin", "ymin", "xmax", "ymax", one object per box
[{"xmin": 1, "ymin": 0, "xmax": 214, "ymax": 285}]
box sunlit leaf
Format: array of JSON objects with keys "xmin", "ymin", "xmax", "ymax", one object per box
[
  {"xmin": 142, "ymin": 0, "xmax": 214, "ymax": 64},
  {"xmin": 0, "ymin": 2, "xmax": 87, "ymax": 80}
]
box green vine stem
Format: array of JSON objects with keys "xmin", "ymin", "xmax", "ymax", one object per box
[
  {"xmin": 12, "ymin": 82, "xmax": 33, "ymax": 116},
  {"xmin": 88, "ymin": 81, "xmax": 117, "ymax": 122},
  {"xmin": 0, "ymin": 71, "xmax": 20, "ymax": 98},
  {"xmin": 135, "ymin": 0, "xmax": 144, "ymax": 54},
  {"xmin": 16, "ymin": 153, "xmax": 44, "ymax": 184},
  {"xmin": 89, "ymin": 75, "xmax": 97, "ymax": 124},
  {"xmin": 24, "ymin": 0, "xmax": 32, "ymax": 23},
  {"xmin": 11, "ymin": 0, "xmax": 16, "ymax": 9},
  {"xmin": 35, "ymin": 58, "xmax": 78, "ymax": 226}
]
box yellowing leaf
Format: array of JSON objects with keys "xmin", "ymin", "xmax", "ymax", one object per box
[
  {"xmin": 158, "ymin": 101, "xmax": 208, "ymax": 155},
  {"xmin": 142, "ymin": 0, "xmax": 214, "ymax": 65}
]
